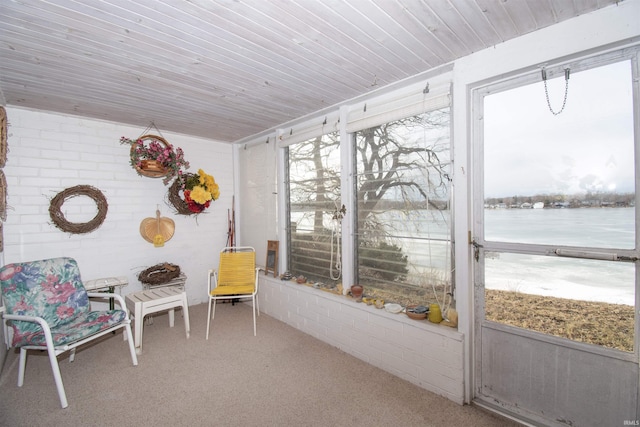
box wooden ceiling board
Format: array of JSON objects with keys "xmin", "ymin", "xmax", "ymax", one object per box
[
  {"xmin": 524, "ymin": 0, "xmax": 559, "ymax": 29},
  {"xmin": 440, "ymin": 0, "xmax": 503, "ymax": 48},
  {"xmin": 0, "ymin": 0, "xmax": 621, "ymax": 142},
  {"xmin": 270, "ymin": 1, "xmax": 403, "ymax": 82},
  {"xmin": 371, "ymin": 0, "xmax": 451, "ymax": 67},
  {"xmin": 2, "ymin": 12, "xmax": 345, "ymax": 117},
  {"xmin": 213, "ymin": 2, "xmax": 374, "ymax": 83},
  {"xmin": 472, "ymin": 0, "xmax": 521, "ymax": 42},
  {"xmin": 421, "ymin": 0, "xmax": 488, "ymax": 54}
]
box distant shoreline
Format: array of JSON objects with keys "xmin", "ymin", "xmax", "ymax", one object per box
[
  {"xmin": 484, "ymin": 192, "xmax": 635, "ymax": 210},
  {"xmin": 485, "ymin": 204, "xmax": 634, "ymax": 209}
]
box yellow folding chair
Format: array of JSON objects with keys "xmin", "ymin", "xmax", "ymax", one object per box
[{"xmin": 206, "ymin": 247, "xmax": 260, "ymax": 339}]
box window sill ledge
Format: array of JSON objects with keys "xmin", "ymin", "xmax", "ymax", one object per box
[{"xmin": 259, "ymin": 274, "xmax": 462, "ymax": 341}]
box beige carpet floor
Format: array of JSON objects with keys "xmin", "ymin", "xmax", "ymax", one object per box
[{"xmin": 0, "ymin": 302, "xmax": 520, "ymax": 427}]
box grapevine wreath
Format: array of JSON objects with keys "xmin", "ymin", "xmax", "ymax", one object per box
[
  {"xmin": 138, "ymin": 263, "xmax": 181, "ymax": 286},
  {"xmin": 49, "ymin": 185, "xmax": 108, "ymax": 234}
]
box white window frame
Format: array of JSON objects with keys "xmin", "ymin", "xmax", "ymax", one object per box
[{"xmin": 277, "ymin": 72, "xmax": 453, "ymax": 292}]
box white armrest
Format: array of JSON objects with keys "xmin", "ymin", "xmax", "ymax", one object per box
[
  {"xmin": 3, "ymin": 314, "xmax": 53, "ymax": 352},
  {"xmin": 86, "ymin": 292, "xmax": 127, "ymax": 311},
  {"xmin": 207, "ymin": 269, "xmax": 216, "ymax": 292},
  {"xmin": 3, "ymin": 313, "xmax": 52, "ymax": 334}
]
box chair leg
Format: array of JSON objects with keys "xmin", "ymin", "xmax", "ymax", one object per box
[
  {"xmin": 42, "ymin": 337, "xmax": 68, "ymax": 408},
  {"xmin": 252, "ymin": 296, "xmax": 257, "ymax": 337},
  {"xmin": 17, "ymin": 347, "xmax": 27, "ymax": 387},
  {"xmin": 69, "ymin": 348, "xmax": 76, "ymax": 363},
  {"xmin": 168, "ymin": 308, "xmax": 175, "ymax": 328},
  {"xmin": 124, "ymin": 322, "xmax": 139, "ymax": 366},
  {"xmin": 205, "ymin": 298, "xmax": 213, "ymax": 340},
  {"xmin": 182, "ymin": 295, "xmax": 191, "ymax": 339},
  {"xmin": 134, "ymin": 301, "xmax": 143, "ymax": 355},
  {"xmin": 47, "ymin": 350, "xmax": 68, "ymax": 408}
]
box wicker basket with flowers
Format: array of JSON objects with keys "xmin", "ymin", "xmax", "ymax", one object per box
[
  {"xmin": 120, "ymin": 135, "xmax": 189, "ymax": 185},
  {"xmin": 168, "ymin": 169, "xmax": 220, "ymax": 215}
]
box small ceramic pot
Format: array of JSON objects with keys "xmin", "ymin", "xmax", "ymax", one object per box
[{"xmin": 350, "ymin": 284, "xmax": 364, "ymax": 299}]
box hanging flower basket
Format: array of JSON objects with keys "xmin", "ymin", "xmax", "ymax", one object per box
[
  {"xmin": 120, "ymin": 135, "xmax": 189, "ymax": 185},
  {"xmin": 140, "ymin": 159, "xmax": 166, "ymax": 174},
  {"xmin": 168, "ymin": 170, "xmax": 220, "ymax": 216},
  {"xmin": 0, "ymin": 106, "xmax": 7, "ymax": 168}
]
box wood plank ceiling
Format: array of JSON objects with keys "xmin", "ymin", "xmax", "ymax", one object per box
[{"xmin": 0, "ymin": 0, "xmax": 621, "ymax": 143}]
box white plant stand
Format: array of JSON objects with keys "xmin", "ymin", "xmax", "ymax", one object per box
[{"xmin": 125, "ymin": 285, "xmax": 190, "ymax": 355}]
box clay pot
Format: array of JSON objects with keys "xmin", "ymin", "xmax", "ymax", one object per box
[{"xmin": 350, "ymin": 284, "xmax": 364, "ymax": 299}]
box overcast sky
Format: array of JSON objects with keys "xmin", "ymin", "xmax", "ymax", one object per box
[{"xmin": 483, "ymin": 60, "xmax": 635, "ymax": 199}]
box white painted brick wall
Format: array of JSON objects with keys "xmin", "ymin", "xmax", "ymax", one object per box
[
  {"xmin": 258, "ymin": 275, "xmax": 465, "ymax": 404},
  {"xmin": 2, "ymin": 107, "xmax": 233, "ymax": 306}
]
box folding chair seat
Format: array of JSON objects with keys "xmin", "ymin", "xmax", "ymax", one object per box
[{"xmin": 206, "ymin": 247, "xmax": 260, "ymax": 339}]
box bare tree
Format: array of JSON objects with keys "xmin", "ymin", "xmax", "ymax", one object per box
[
  {"xmin": 287, "ymin": 109, "xmax": 451, "ymax": 285},
  {"xmin": 355, "ymin": 111, "xmax": 451, "ymax": 241}
]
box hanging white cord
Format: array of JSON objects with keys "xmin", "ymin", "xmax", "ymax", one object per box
[
  {"xmin": 330, "ymin": 201, "xmax": 344, "ymax": 280},
  {"xmin": 421, "ymin": 94, "xmax": 441, "ymax": 309},
  {"xmin": 424, "ymin": 194, "xmax": 450, "ymax": 311},
  {"xmin": 429, "ymin": 206, "xmax": 453, "ymax": 315},
  {"xmin": 441, "ymin": 139, "xmax": 454, "ymax": 317},
  {"xmin": 440, "ymin": 153, "xmax": 453, "ymax": 316},
  {"xmin": 441, "ymin": 230, "xmax": 452, "ymax": 315},
  {"xmin": 438, "ymin": 147, "xmax": 453, "ymax": 315},
  {"xmin": 330, "ymin": 222, "xmax": 341, "ymax": 280},
  {"xmin": 420, "ymin": 105, "xmax": 451, "ymax": 314}
]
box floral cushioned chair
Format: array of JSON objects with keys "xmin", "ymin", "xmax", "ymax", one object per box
[{"xmin": 0, "ymin": 257, "xmax": 138, "ymax": 408}]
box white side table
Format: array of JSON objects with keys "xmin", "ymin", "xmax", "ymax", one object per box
[
  {"xmin": 125, "ymin": 286, "xmax": 190, "ymax": 355},
  {"xmin": 84, "ymin": 276, "xmax": 128, "ymax": 310}
]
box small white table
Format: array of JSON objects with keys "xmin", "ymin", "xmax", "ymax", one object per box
[
  {"xmin": 84, "ymin": 276, "xmax": 128, "ymax": 310},
  {"xmin": 125, "ymin": 286, "xmax": 190, "ymax": 355}
]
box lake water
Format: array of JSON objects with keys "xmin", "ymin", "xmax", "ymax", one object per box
[
  {"xmin": 397, "ymin": 207, "xmax": 636, "ymax": 306},
  {"xmin": 485, "ymin": 207, "xmax": 636, "ymax": 249},
  {"xmin": 484, "ymin": 207, "xmax": 636, "ymax": 306}
]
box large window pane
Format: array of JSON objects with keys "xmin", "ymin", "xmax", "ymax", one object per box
[
  {"xmin": 485, "ymin": 252, "xmax": 635, "ymax": 352},
  {"xmin": 484, "ymin": 60, "xmax": 635, "ymax": 248},
  {"xmin": 286, "ymin": 132, "xmax": 341, "ymax": 285},
  {"xmin": 482, "ymin": 59, "xmax": 637, "ymax": 351},
  {"xmin": 355, "ymin": 109, "xmax": 453, "ymax": 308}
]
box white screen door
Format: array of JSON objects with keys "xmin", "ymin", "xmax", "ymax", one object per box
[{"xmin": 472, "ymin": 51, "xmax": 639, "ymax": 426}]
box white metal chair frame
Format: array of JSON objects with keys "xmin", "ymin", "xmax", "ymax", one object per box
[
  {"xmin": 206, "ymin": 246, "xmax": 261, "ymax": 339},
  {"xmin": 2, "ymin": 292, "xmax": 138, "ymax": 408}
]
